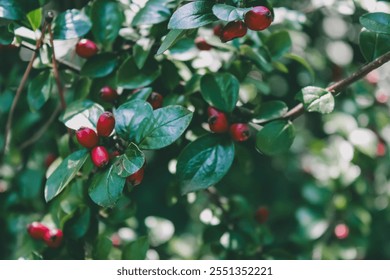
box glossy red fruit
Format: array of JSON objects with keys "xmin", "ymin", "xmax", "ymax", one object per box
[
  {"xmin": 27, "ymin": 222, "xmax": 49, "ymax": 240},
  {"xmin": 91, "ymin": 146, "xmax": 109, "ymax": 168},
  {"xmin": 213, "ymin": 24, "xmax": 223, "ymax": 36},
  {"xmin": 244, "ymin": 6, "xmax": 273, "ymax": 31},
  {"xmin": 255, "ymin": 207, "xmax": 269, "ymax": 224},
  {"xmin": 334, "ymin": 223, "xmax": 349, "ymax": 240},
  {"xmin": 100, "ymin": 86, "xmax": 118, "ymax": 102},
  {"xmin": 220, "ymin": 21, "xmax": 247, "ymax": 42},
  {"xmin": 43, "ymin": 229, "xmax": 63, "ymax": 248},
  {"xmin": 97, "ymin": 112, "xmax": 115, "ymax": 137},
  {"xmin": 377, "ymin": 141, "xmax": 386, "ymax": 157},
  {"xmin": 195, "ymin": 37, "xmax": 212, "ymax": 51},
  {"xmin": 207, "ymin": 106, "xmax": 229, "ymax": 133},
  {"xmin": 229, "ymin": 123, "xmax": 250, "ymax": 142},
  {"xmin": 75, "ymin": 39, "xmax": 98, "ymax": 58},
  {"xmin": 126, "ymin": 165, "xmax": 145, "ymax": 186},
  {"xmin": 76, "ymin": 127, "xmax": 98, "ymax": 149},
  {"xmin": 45, "ymin": 153, "xmax": 57, "ymax": 168},
  {"xmin": 147, "ymin": 92, "xmax": 163, "ymax": 110}
]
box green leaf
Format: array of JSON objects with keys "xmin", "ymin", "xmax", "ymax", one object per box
[
  {"xmin": 113, "ymin": 100, "xmax": 154, "ymax": 141},
  {"xmin": 360, "ymin": 12, "xmax": 390, "ymax": 35},
  {"xmin": 80, "ymin": 53, "xmax": 117, "ymax": 78},
  {"xmin": 359, "ymin": 29, "xmax": 390, "ymax": 61},
  {"xmin": 117, "ymin": 57, "xmax": 161, "ymax": 89},
  {"xmin": 27, "ymin": 70, "xmax": 53, "ymax": 112},
  {"xmin": 266, "ymin": 30, "xmax": 292, "ymax": 59},
  {"xmin": 168, "ymin": 1, "xmax": 217, "ymax": 30},
  {"xmin": 63, "ymin": 206, "xmax": 91, "ymax": 239},
  {"xmin": 128, "ymin": 87, "xmax": 153, "ymax": 101},
  {"xmin": 0, "ymin": 24, "xmax": 14, "ymax": 44},
  {"xmin": 132, "ymin": 0, "xmax": 171, "ymax": 26},
  {"xmin": 240, "ymin": 45, "xmax": 273, "ymax": 73},
  {"xmin": 53, "ymin": 9, "xmax": 92, "ymax": 40},
  {"xmin": 45, "ymin": 150, "xmax": 89, "ymax": 202},
  {"xmin": 92, "ymin": 236, "xmax": 112, "ymax": 260},
  {"xmin": 88, "ymin": 162, "xmax": 126, "ymax": 208},
  {"xmin": 113, "ymin": 143, "xmax": 145, "ymax": 178},
  {"xmin": 296, "ymin": 86, "xmax": 334, "ymax": 114},
  {"xmin": 139, "ymin": 105, "xmax": 193, "ymax": 149},
  {"xmin": 256, "ymin": 120, "xmax": 295, "ymax": 156},
  {"xmin": 60, "ymin": 100, "xmax": 104, "ymax": 130},
  {"xmin": 177, "ymin": 134, "xmax": 235, "ymax": 195},
  {"xmin": 200, "ymin": 73, "xmax": 239, "ymax": 112},
  {"xmin": 156, "ymin": 29, "xmax": 186, "ymax": 55},
  {"xmin": 212, "ymin": 4, "xmax": 249, "ymax": 22},
  {"xmin": 91, "ymin": 0, "xmax": 123, "ymax": 45},
  {"xmin": 133, "ymin": 38, "xmax": 154, "ymax": 69},
  {"xmin": 0, "ymin": 0, "xmax": 40, "ymax": 20},
  {"xmin": 284, "ymin": 53, "xmax": 315, "ymax": 81},
  {"xmin": 122, "ymin": 236, "xmax": 149, "ymax": 260},
  {"xmin": 253, "ymin": 101, "xmax": 288, "ymax": 123},
  {"xmin": 26, "ymin": 8, "xmax": 42, "ymax": 31}
]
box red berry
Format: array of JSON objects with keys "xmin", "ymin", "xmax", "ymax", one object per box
[
  {"xmin": 43, "ymin": 229, "xmax": 63, "ymax": 248},
  {"xmin": 229, "ymin": 123, "xmax": 250, "ymax": 142},
  {"xmin": 76, "ymin": 127, "xmax": 98, "ymax": 149},
  {"xmin": 91, "ymin": 146, "xmax": 109, "ymax": 168},
  {"xmin": 195, "ymin": 37, "xmax": 212, "ymax": 51},
  {"xmin": 100, "ymin": 86, "xmax": 118, "ymax": 102},
  {"xmin": 255, "ymin": 207, "xmax": 269, "ymax": 224},
  {"xmin": 97, "ymin": 112, "xmax": 115, "ymax": 137},
  {"xmin": 244, "ymin": 6, "xmax": 273, "ymax": 31},
  {"xmin": 334, "ymin": 224, "xmax": 349, "ymax": 240},
  {"xmin": 75, "ymin": 39, "xmax": 98, "ymax": 58},
  {"xmin": 377, "ymin": 141, "xmax": 386, "ymax": 157},
  {"xmin": 45, "ymin": 153, "xmax": 57, "ymax": 168},
  {"xmin": 27, "ymin": 222, "xmax": 49, "ymax": 240},
  {"xmin": 207, "ymin": 106, "xmax": 229, "ymax": 133},
  {"xmin": 213, "ymin": 24, "xmax": 223, "ymax": 36},
  {"xmin": 126, "ymin": 165, "xmax": 145, "ymax": 186},
  {"xmin": 147, "ymin": 92, "xmax": 163, "ymax": 110},
  {"xmin": 220, "ymin": 21, "xmax": 247, "ymax": 42}
]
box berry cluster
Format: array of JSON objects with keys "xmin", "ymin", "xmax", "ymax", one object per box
[
  {"xmin": 220, "ymin": 6, "xmax": 273, "ymax": 42},
  {"xmin": 207, "ymin": 106, "xmax": 250, "ymax": 142},
  {"xmin": 27, "ymin": 222, "xmax": 63, "ymax": 248}
]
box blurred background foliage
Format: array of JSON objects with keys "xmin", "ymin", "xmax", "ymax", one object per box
[{"xmin": 1, "ymin": 0, "xmax": 390, "ymax": 260}]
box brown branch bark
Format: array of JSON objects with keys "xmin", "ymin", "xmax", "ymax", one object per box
[
  {"xmin": 1, "ymin": 22, "xmax": 48, "ymax": 157},
  {"xmin": 282, "ymin": 50, "xmax": 390, "ymax": 122}
]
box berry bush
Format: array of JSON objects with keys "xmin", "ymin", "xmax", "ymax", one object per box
[{"xmin": 1, "ymin": 0, "xmax": 390, "ymax": 260}]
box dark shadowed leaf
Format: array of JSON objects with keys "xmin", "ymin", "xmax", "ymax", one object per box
[
  {"xmin": 122, "ymin": 236, "xmax": 149, "ymax": 260},
  {"xmin": 266, "ymin": 30, "xmax": 292, "ymax": 59},
  {"xmin": 80, "ymin": 53, "xmax": 117, "ymax": 78},
  {"xmin": 359, "ymin": 29, "xmax": 390, "ymax": 61},
  {"xmin": 256, "ymin": 120, "xmax": 295, "ymax": 155},
  {"xmin": 360, "ymin": 12, "xmax": 390, "ymax": 34},
  {"xmin": 27, "ymin": 70, "xmax": 53, "ymax": 112},
  {"xmin": 156, "ymin": 29, "xmax": 186, "ymax": 55},
  {"xmin": 177, "ymin": 134, "xmax": 235, "ymax": 194}
]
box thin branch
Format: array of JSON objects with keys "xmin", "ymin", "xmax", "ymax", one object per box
[
  {"xmin": 47, "ymin": 12, "xmax": 66, "ymax": 111},
  {"xmin": 1, "ymin": 22, "xmax": 48, "ymax": 157},
  {"xmin": 282, "ymin": 50, "xmax": 390, "ymax": 122},
  {"xmin": 19, "ymin": 105, "xmax": 62, "ymax": 150}
]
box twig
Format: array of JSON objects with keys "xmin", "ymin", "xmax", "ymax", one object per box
[
  {"xmin": 47, "ymin": 12, "xmax": 66, "ymax": 111},
  {"xmin": 1, "ymin": 21, "xmax": 48, "ymax": 157},
  {"xmin": 282, "ymin": 50, "xmax": 390, "ymax": 122},
  {"xmin": 19, "ymin": 105, "xmax": 62, "ymax": 150}
]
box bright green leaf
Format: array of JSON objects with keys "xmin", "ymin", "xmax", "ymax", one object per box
[
  {"xmin": 45, "ymin": 150, "xmax": 89, "ymax": 202},
  {"xmin": 212, "ymin": 4, "xmax": 249, "ymax": 22},
  {"xmin": 240, "ymin": 45, "xmax": 273, "ymax": 73},
  {"xmin": 27, "ymin": 70, "xmax": 53, "ymax": 112},
  {"xmin": 296, "ymin": 86, "xmax": 334, "ymax": 114},
  {"xmin": 266, "ymin": 30, "xmax": 292, "ymax": 59},
  {"xmin": 132, "ymin": 0, "xmax": 171, "ymax": 26},
  {"xmin": 60, "ymin": 100, "xmax": 104, "ymax": 130},
  {"xmin": 113, "ymin": 143, "xmax": 145, "ymax": 178},
  {"xmin": 26, "ymin": 8, "xmax": 41, "ymax": 31},
  {"xmin": 177, "ymin": 134, "xmax": 235, "ymax": 195},
  {"xmin": 360, "ymin": 12, "xmax": 390, "ymax": 35},
  {"xmin": 156, "ymin": 29, "xmax": 186, "ymax": 55},
  {"xmin": 253, "ymin": 101, "xmax": 288, "ymax": 123},
  {"xmin": 359, "ymin": 29, "xmax": 390, "ymax": 61},
  {"xmin": 256, "ymin": 120, "xmax": 295, "ymax": 156},
  {"xmin": 53, "ymin": 9, "xmax": 92, "ymax": 40}
]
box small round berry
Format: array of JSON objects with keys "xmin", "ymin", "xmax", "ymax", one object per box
[
  {"xmin": 213, "ymin": 24, "xmax": 223, "ymax": 36},
  {"xmin": 147, "ymin": 92, "xmax": 163, "ymax": 110},
  {"xmin": 207, "ymin": 106, "xmax": 229, "ymax": 133},
  {"xmin": 76, "ymin": 127, "xmax": 99, "ymax": 149},
  {"xmin": 27, "ymin": 222, "xmax": 49, "ymax": 240},
  {"xmin": 75, "ymin": 39, "xmax": 98, "ymax": 58},
  {"xmin": 97, "ymin": 112, "xmax": 115, "ymax": 137},
  {"xmin": 229, "ymin": 123, "xmax": 250, "ymax": 142},
  {"xmin": 255, "ymin": 207, "xmax": 269, "ymax": 224},
  {"xmin": 195, "ymin": 37, "xmax": 212, "ymax": 51},
  {"xmin": 220, "ymin": 21, "xmax": 247, "ymax": 42},
  {"xmin": 100, "ymin": 86, "xmax": 118, "ymax": 102},
  {"xmin": 43, "ymin": 229, "xmax": 63, "ymax": 248},
  {"xmin": 244, "ymin": 6, "xmax": 273, "ymax": 31},
  {"xmin": 377, "ymin": 141, "xmax": 386, "ymax": 157},
  {"xmin": 126, "ymin": 165, "xmax": 145, "ymax": 186},
  {"xmin": 91, "ymin": 146, "xmax": 110, "ymax": 168},
  {"xmin": 334, "ymin": 223, "xmax": 349, "ymax": 240}
]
